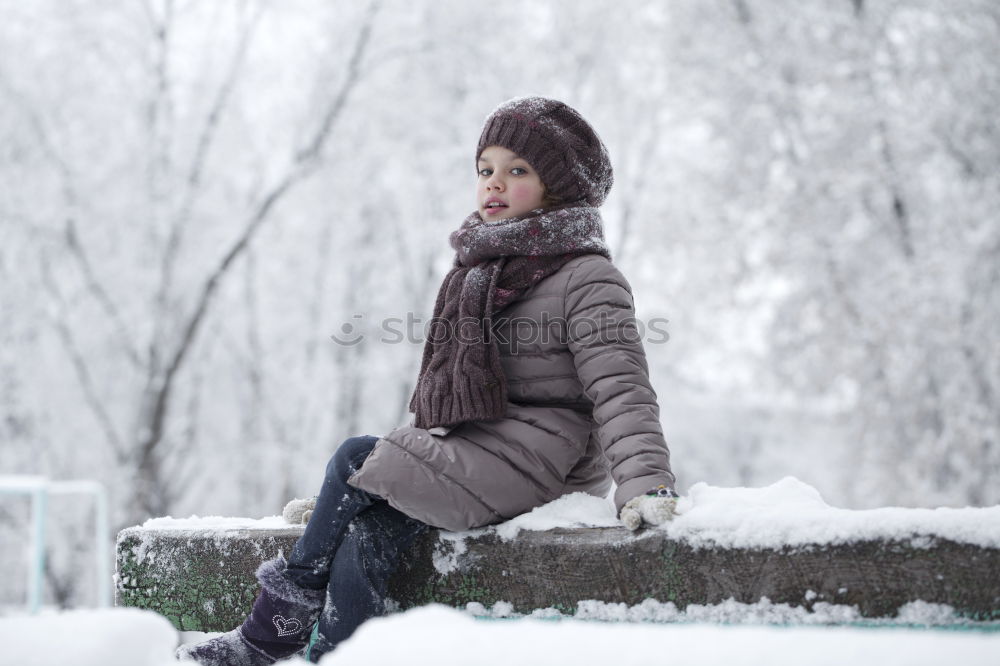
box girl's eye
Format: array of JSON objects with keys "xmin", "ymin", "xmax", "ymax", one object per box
[
  {"xmin": 478, "ymin": 168, "xmax": 492, "ymax": 177},
  {"xmin": 511, "ymin": 167, "xmax": 527, "ymax": 175}
]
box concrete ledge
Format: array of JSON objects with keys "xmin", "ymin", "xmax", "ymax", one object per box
[{"xmin": 115, "ymin": 523, "xmax": 1000, "ymax": 632}]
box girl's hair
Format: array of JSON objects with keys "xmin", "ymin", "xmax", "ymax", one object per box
[{"xmin": 541, "ymin": 188, "xmax": 565, "ymax": 208}]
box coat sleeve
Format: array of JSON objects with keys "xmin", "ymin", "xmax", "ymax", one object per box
[{"xmin": 564, "ymin": 256, "xmax": 676, "ymax": 514}]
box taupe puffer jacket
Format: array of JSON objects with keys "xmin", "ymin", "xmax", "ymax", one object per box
[{"xmin": 348, "ymin": 253, "xmax": 676, "ymax": 531}]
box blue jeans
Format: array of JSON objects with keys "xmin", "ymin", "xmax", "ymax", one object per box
[{"xmin": 283, "ymin": 435, "xmax": 428, "ymax": 661}]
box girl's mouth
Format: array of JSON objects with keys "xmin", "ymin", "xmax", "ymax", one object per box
[{"xmin": 484, "ymin": 200, "xmax": 508, "ymax": 215}]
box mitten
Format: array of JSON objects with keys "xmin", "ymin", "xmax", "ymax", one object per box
[
  {"xmin": 620, "ymin": 485, "xmax": 679, "ymax": 531},
  {"xmin": 282, "ymin": 497, "xmax": 317, "ymax": 525}
]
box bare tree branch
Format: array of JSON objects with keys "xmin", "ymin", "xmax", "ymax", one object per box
[
  {"xmin": 729, "ymin": 0, "xmax": 808, "ymax": 168},
  {"xmin": 156, "ymin": 1, "xmax": 265, "ymax": 328},
  {"xmin": 132, "ymin": 0, "xmax": 383, "ymax": 516},
  {"xmin": 141, "ymin": 0, "xmax": 177, "ymax": 383},
  {"xmin": 852, "ymin": 5, "xmax": 917, "ymax": 260},
  {"xmin": 63, "ymin": 219, "xmax": 144, "ymax": 368},
  {"xmin": 0, "ymin": 71, "xmax": 144, "ymax": 367},
  {"xmin": 294, "ymin": 0, "xmax": 380, "ymax": 168},
  {"xmin": 38, "ymin": 249, "xmax": 127, "ymax": 461}
]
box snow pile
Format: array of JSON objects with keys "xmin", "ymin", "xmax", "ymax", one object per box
[
  {"xmin": 662, "ymin": 477, "xmax": 1000, "ymax": 549},
  {"xmin": 484, "ymin": 477, "xmax": 1000, "ymax": 548},
  {"xmin": 317, "ymin": 604, "xmax": 1000, "ymax": 666},
  {"xmin": 492, "ymin": 491, "xmax": 619, "ymax": 540},
  {"xmin": 140, "ymin": 515, "xmax": 292, "ymax": 530},
  {"xmin": 465, "ymin": 598, "xmax": 990, "ymax": 628},
  {"xmin": 2, "ymin": 608, "xmax": 179, "ymax": 666}
]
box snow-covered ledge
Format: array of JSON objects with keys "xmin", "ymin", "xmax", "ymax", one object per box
[{"xmin": 115, "ymin": 478, "xmax": 1000, "ymax": 632}]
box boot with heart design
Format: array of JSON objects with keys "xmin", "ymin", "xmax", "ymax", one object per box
[{"xmin": 176, "ymin": 555, "xmax": 325, "ymax": 665}]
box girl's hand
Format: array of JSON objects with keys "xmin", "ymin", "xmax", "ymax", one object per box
[
  {"xmin": 282, "ymin": 497, "xmax": 317, "ymax": 525},
  {"xmin": 620, "ymin": 485, "xmax": 679, "ymax": 530}
]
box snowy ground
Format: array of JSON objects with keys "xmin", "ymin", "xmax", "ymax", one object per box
[
  {"xmin": 310, "ymin": 605, "xmax": 1000, "ymax": 666},
  {"xmin": 3, "ymin": 604, "xmax": 999, "ymax": 666}
]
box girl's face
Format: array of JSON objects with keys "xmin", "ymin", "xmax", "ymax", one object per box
[{"xmin": 476, "ymin": 145, "xmax": 546, "ymax": 221}]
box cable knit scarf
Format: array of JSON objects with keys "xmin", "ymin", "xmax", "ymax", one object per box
[{"xmin": 409, "ymin": 202, "xmax": 612, "ymax": 430}]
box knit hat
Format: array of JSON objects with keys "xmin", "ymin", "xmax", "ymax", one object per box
[{"xmin": 476, "ymin": 97, "xmax": 613, "ymax": 207}]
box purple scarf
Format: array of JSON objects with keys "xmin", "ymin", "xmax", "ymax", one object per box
[{"xmin": 409, "ymin": 203, "xmax": 612, "ymax": 429}]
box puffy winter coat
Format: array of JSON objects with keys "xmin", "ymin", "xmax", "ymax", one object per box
[{"xmin": 347, "ymin": 253, "xmax": 676, "ymax": 531}]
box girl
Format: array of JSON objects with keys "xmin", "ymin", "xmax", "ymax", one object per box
[{"xmin": 177, "ymin": 96, "xmax": 678, "ymax": 664}]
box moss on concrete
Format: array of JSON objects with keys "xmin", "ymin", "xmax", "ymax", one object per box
[{"xmin": 116, "ymin": 525, "xmax": 1000, "ymax": 632}]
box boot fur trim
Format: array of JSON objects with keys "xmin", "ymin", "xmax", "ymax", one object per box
[{"xmin": 256, "ymin": 555, "xmax": 327, "ymax": 607}]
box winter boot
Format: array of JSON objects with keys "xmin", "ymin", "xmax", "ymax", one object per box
[{"xmin": 176, "ymin": 555, "xmax": 325, "ymax": 665}]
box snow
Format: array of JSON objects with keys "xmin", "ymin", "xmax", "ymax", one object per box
[
  {"xmin": 661, "ymin": 477, "xmax": 1000, "ymax": 549},
  {"xmin": 492, "ymin": 491, "xmax": 619, "ymax": 540},
  {"xmin": 129, "ymin": 477, "xmax": 1000, "ymax": 556},
  {"xmin": 316, "ymin": 604, "xmax": 1000, "ymax": 666},
  {"xmin": 7, "ymin": 600, "xmax": 997, "ymax": 666},
  {"xmin": 122, "ymin": 516, "xmax": 301, "ymax": 572},
  {"xmin": 140, "ymin": 515, "xmax": 293, "ymax": 530},
  {"xmin": 474, "ymin": 477, "xmax": 1000, "ymax": 548},
  {"xmin": 431, "ymin": 531, "xmax": 469, "ymax": 574},
  {"xmin": 464, "ymin": 597, "xmax": 992, "ymax": 629},
  {"xmin": 2, "ymin": 608, "xmax": 179, "ymax": 666}
]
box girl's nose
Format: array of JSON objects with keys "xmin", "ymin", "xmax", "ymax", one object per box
[{"xmin": 487, "ymin": 174, "xmax": 504, "ymax": 190}]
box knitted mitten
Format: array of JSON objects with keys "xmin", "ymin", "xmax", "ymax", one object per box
[
  {"xmin": 620, "ymin": 485, "xmax": 679, "ymax": 530},
  {"xmin": 282, "ymin": 497, "xmax": 317, "ymax": 525}
]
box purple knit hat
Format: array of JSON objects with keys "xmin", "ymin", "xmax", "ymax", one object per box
[{"xmin": 476, "ymin": 97, "xmax": 614, "ymax": 207}]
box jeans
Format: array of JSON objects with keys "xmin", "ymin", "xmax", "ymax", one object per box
[{"xmin": 283, "ymin": 435, "xmax": 429, "ymax": 661}]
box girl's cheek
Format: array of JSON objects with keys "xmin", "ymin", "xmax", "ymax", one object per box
[{"xmin": 510, "ymin": 184, "xmax": 540, "ymax": 202}]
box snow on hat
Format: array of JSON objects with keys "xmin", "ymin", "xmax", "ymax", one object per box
[{"xmin": 476, "ymin": 96, "xmax": 614, "ymax": 207}]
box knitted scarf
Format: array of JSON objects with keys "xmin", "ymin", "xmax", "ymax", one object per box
[{"xmin": 409, "ymin": 202, "xmax": 612, "ymax": 430}]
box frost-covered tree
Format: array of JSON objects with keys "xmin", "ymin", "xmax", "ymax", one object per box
[{"xmin": 1, "ymin": 0, "xmax": 997, "ymax": 609}]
